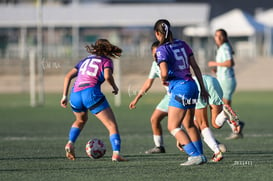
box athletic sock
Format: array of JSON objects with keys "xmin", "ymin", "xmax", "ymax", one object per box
[
  {"xmin": 215, "ymin": 110, "xmax": 227, "ymax": 127},
  {"xmin": 110, "ymin": 133, "xmax": 121, "ymax": 152},
  {"xmin": 192, "ymin": 139, "xmax": 204, "ymax": 155},
  {"xmin": 153, "ymin": 135, "xmax": 164, "ymax": 147},
  {"xmin": 201, "ymin": 127, "xmax": 220, "ymax": 154},
  {"xmin": 68, "ymin": 127, "xmax": 81, "ymax": 143},
  {"xmin": 182, "ymin": 142, "xmax": 200, "ymax": 156}
]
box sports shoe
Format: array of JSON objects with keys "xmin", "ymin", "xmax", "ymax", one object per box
[
  {"xmin": 201, "ymin": 155, "xmax": 207, "ymax": 163},
  {"xmin": 225, "ymin": 121, "xmax": 245, "ymax": 140},
  {"xmin": 218, "ymin": 143, "xmax": 227, "ymax": 153},
  {"xmin": 223, "ymin": 104, "xmax": 240, "ymax": 133},
  {"xmin": 211, "ymin": 152, "xmax": 223, "ymax": 162},
  {"xmin": 215, "ymin": 139, "xmax": 227, "ymax": 153},
  {"xmin": 112, "ymin": 154, "xmax": 128, "ymax": 162},
  {"xmin": 180, "ymin": 155, "xmax": 203, "ymax": 166},
  {"xmin": 145, "ymin": 146, "xmax": 166, "ymax": 154},
  {"xmin": 65, "ymin": 142, "xmax": 75, "ymax": 160}
]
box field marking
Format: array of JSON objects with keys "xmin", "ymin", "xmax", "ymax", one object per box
[{"xmin": 1, "ymin": 133, "xmax": 273, "ymax": 141}]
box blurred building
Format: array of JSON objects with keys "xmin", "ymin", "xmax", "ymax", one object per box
[{"xmin": 0, "ymin": 1, "xmax": 210, "ymax": 61}]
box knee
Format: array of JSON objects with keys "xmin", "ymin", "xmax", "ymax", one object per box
[
  {"xmin": 73, "ymin": 119, "xmax": 87, "ymax": 128},
  {"xmin": 212, "ymin": 122, "xmax": 221, "ymax": 129},
  {"xmin": 150, "ymin": 116, "xmax": 160, "ymax": 126},
  {"xmin": 169, "ymin": 127, "xmax": 181, "ymax": 137}
]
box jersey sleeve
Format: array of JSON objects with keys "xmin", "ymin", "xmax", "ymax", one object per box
[
  {"xmin": 155, "ymin": 45, "xmax": 167, "ymax": 65},
  {"xmin": 74, "ymin": 59, "xmax": 85, "ymax": 70},
  {"xmin": 148, "ymin": 61, "xmax": 159, "ymax": 79},
  {"xmin": 103, "ymin": 58, "xmax": 114, "ymax": 72}
]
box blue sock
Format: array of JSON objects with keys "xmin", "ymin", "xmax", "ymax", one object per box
[
  {"xmin": 192, "ymin": 140, "xmax": 203, "ymax": 155},
  {"xmin": 109, "ymin": 133, "xmax": 121, "ymax": 151},
  {"xmin": 183, "ymin": 142, "xmax": 201, "ymax": 156},
  {"xmin": 68, "ymin": 127, "xmax": 81, "ymax": 143}
]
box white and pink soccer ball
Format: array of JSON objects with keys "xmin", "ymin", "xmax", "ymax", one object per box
[{"xmin": 86, "ymin": 138, "xmax": 106, "ymax": 159}]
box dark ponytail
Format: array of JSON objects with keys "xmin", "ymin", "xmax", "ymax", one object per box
[{"xmin": 154, "ymin": 19, "xmax": 173, "ymax": 45}]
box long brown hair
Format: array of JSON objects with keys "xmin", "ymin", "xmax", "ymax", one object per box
[
  {"xmin": 153, "ymin": 19, "xmax": 173, "ymax": 45},
  {"xmin": 85, "ymin": 39, "xmax": 122, "ymax": 58},
  {"xmin": 216, "ymin": 29, "xmax": 235, "ymax": 55}
]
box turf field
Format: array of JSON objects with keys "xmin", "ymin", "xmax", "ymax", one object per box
[{"xmin": 0, "ymin": 91, "xmax": 272, "ymax": 181}]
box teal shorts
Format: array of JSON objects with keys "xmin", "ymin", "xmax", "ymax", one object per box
[
  {"xmin": 156, "ymin": 94, "xmax": 170, "ymax": 112},
  {"xmin": 195, "ymin": 76, "xmax": 224, "ymax": 109},
  {"xmin": 218, "ymin": 77, "xmax": 237, "ymax": 101}
]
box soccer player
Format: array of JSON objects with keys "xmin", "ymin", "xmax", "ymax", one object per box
[
  {"xmin": 130, "ymin": 42, "xmax": 227, "ymax": 162},
  {"xmin": 154, "ymin": 19, "xmax": 209, "ymax": 166},
  {"xmin": 129, "ymin": 41, "xmax": 168, "ymax": 154},
  {"xmin": 60, "ymin": 39, "xmax": 127, "ymax": 162},
  {"xmin": 179, "ymin": 75, "xmax": 230, "ymax": 162},
  {"xmin": 208, "ymin": 29, "xmax": 244, "ymax": 139}
]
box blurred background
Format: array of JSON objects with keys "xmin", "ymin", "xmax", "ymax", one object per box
[{"xmin": 0, "ymin": 0, "xmax": 272, "ymax": 105}]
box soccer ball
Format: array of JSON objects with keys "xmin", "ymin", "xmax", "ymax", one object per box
[{"xmin": 86, "ymin": 138, "xmax": 106, "ymax": 159}]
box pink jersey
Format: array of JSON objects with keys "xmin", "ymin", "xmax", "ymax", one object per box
[{"xmin": 73, "ymin": 55, "xmax": 113, "ymax": 92}]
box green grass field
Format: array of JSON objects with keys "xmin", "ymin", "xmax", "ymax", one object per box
[{"xmin": 0, "ymin": 91, "xmax": 273, "ymax": 181}]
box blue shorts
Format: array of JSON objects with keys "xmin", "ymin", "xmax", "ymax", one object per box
[
  {"xmin": 69, "ymin": 87, "xmax": 110, "ymax": 114},
  {"xmin": 169, "ymin": 80, "xmax": 199, "ymax": 110}
]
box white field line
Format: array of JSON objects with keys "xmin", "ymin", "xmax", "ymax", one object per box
[{"xmin": 1, "ymin": 133, "xmax": 273, "ymax": 141}]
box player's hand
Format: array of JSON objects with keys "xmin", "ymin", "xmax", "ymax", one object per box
[
  {"xmin": 176, "ymin": 141, "xmax": 184, "ymax": 152},
  {"xmin": 162, "ymin": 81, "xmax": 169, "ymax": 86},
  {"xmin": 129, "ymin": 100, "xmax": 137, "ymax": 110},
  {"xmin": 60, "ymin": 95, "xmax": 67, "ymax": 108}
]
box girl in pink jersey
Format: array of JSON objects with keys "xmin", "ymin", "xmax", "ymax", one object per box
[{"xmin": 60, "ymin": 39, "xmax": 127, "ymax": 161}]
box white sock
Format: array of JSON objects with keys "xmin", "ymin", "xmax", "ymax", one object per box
[
  {"xmin": 113, "ymin": 151, "xmax": 120, "ymax": 155},
  {"xmin": 201, "ymin": 127, "xmax": 220, "ymax": 154},
  {"xmin": 153, "ymin": 135, "xmax": 164, "ymax": 147},
  {"xmin": 226, "ymin": 120, "xmax": 237, "ymax": 133},
  {"xmin": 215, "ymin": 110, "xmax": 227, "ymax": 127}
]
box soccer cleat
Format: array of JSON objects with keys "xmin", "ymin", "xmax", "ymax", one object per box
[
  {"xmin": 65, "ymin": 142, "xmax": 75, "ymax": 160},
  {"xmin": 223, "ymin": 104, "xmax": 240, "ymax": 133},
  {"xmin": 215, "ymin": 139, "xmax": 227, "ymax": 153},
  {"xmin": 201, "ymin": 155, "xmax": 207, "ymax": 163},
  {"xmin": 112, "ymin": 154, "xmax": 128, "ymax": 162},
  {"xmin": 145, "ymin": 146, "xmax": 166, "ymax": 154},
  {"xmin": 180, "ymin": 155, "xmax": 203, "ymax": 166},
  {"xmin": 225, "ymin": 121, "xmax": 245, "ymax": 140},
  {"xmin": 218, "ymin": 143, "xmax": 227, "ymax": 153},
  {"xmin": 211, "ymin": 152, "xmax": 223, "ymax": 162}
]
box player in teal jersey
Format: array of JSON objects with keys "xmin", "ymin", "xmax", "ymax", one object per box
[
  {"xmin": 129, "ymin": 41, "xmax": 168, "ymax": 154},
  {"xmin": 208, "ymin": 29, "xmax": 244, "ymax": 140},
  {"xmin": 179, "ymin": 75, "xmax": 228, "ymax": 162}
]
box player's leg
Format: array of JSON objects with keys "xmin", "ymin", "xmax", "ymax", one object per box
[
  {"xmin": 168, "ymin": 107, "xmax": 202, "ymax": 165},
  {"xmin": 145, "ymin": 94, "xmax": 169, "ymax": 154},
  {"xmin": 182, "ymin": 108, "xmax": 204, "ymax": 154},
  {"xmin": 169, "ymin": 80, "xmax": 202, "ymax": 165},
  {"xmin": 94, "ymin": 106, "xmax": 127, "ymax": 162},
  {"xmin": 145, "ymin": 109, "xmax": 167, "ymax": 154},
  {"xmin": 65, "ymin": 90, "xmax": 88, "ymax": 160},
  {"xmin": 65, "ymin": 111, "xmax": 88, "ymax": 160}
]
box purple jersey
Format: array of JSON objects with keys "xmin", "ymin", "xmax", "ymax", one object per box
[
  {"xmin": 73, "ymin": 55, "xmax": 113, "ymax": 92},
  {"xmin": 156, "ymin": 39, "xmax": 193, "ymax": 81}
]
